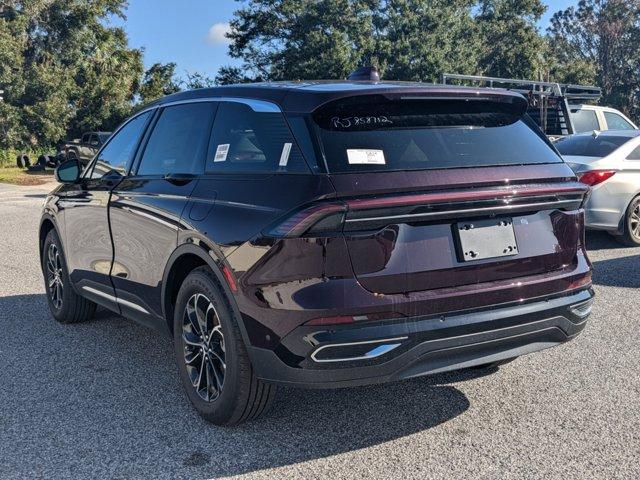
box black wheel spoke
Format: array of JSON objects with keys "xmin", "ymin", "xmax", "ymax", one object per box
[
  {"xmin": 182, "ymin": 293, "xmax": 225, "ymax": 403},
  {"xmin": 46, "ymin": 244, "xmax": 64, "ymax": 309}
]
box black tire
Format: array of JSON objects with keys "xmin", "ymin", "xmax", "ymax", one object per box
[
  {"xmin": 173, "ymin": 266, "xmax": 277, "ymax": 425},
  {"xmin": 42, "ymin": 229, "xmax": 97, "ymax": 324},
  {"xmin": 67, "ymin": 151, "xmax": 77, "ymax": 161},
  {"xmin": 16, "ymin": 154, "xmax": 29, "ymax": 169},
  {"xmin": 616, "ymin": 196, "xmax": 640, "ymax": 247}
]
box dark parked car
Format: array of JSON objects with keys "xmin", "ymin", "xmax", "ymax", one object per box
[{"xmin": 40, "ymin": 81, "xmax": 594, "ymax": 425}]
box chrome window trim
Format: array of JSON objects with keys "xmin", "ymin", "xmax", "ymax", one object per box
[{"xmin": 138, "ymin": 96, "xmax": 282, "ymax": 115}]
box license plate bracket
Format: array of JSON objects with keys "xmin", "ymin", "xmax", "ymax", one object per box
[{"xmin": 456, "ymin": 218, "xmax": 518, "ymax": 262}]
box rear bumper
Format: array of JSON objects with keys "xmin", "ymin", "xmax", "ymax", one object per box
[{"xmin": 248, "ymin": 288, "xmax": 594, "ymax": 389}]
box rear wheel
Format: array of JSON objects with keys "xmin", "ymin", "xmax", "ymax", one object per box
[
  {"xmin": 173, "ymin": 267, "xmax": 277, "ymax": 425},
  {"xmin": 42, "ymin": 229, "xmax": 97, "ymax": 324},
  {"xmin": 616, "ymin": 196, "xmax": 640, "ymax": 247}
]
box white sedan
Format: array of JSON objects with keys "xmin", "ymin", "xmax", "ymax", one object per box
[{"xmin": 556, "ymin": 130, "xmax": 640, "ymax": 246}]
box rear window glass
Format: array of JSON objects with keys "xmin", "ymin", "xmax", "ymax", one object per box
[
  {"xmin": 555, "ymin": 135, "xmax": 629, "ymax": 157},
  {"xmin": 312, "ymin": 97, "xmax": 561, "ymax": 173},
  {"xmin": 571, "ymin": 109, "xmax": 599, "ymax": 133}
]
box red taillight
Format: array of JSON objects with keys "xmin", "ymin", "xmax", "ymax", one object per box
[
  {"xmin": 578, "ymin": 170, "xmax": 616, "ymax": 186},
  {"xmin": 267, "ymin": 202, "xmax": 347, "ymax": 237}
]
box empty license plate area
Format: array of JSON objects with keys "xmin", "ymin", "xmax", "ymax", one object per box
[{"xmin": 456, "ymin": 218, "xmax": 518, "ymax": 262}]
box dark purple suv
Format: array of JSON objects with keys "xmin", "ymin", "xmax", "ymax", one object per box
[{"xmin": 41, "ymin": 81, "xmax": 594, "ymax": 424}]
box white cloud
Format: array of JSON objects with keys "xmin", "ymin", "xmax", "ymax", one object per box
[{"xmin": 205, "ymin": 22, "xmax": 231, "ymax": 45}]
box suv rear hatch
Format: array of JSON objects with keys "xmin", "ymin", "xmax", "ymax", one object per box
[{"xmin": 307, "ymin": 93, "xmax": 588, "ymax": 295}]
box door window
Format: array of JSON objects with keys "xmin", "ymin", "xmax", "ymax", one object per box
[
  {"xmin": 604, "ymin": 112, "xmax": 635, "ymax": 130},
  {"xmin": 137, "ymin": 102, "xmax": 216, "ymax": 176},
  {"xmin": 206, "ymin": 102, "xmax": 309, "ymax": 173},
  {"xmin": 88, "ymin": 111, "xmax": 152, "ymax": 178},
  {"xmin": 571, "ymin": 109, "xmax": 600, "ymax": 133}
]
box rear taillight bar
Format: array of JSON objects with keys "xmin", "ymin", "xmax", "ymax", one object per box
[{"xmin": 267, "ymin": 182, "xmax": 590, "ymax": 238}]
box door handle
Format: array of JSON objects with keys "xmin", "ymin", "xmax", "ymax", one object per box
[{"xmin": 164, "ymin": 173, "xmax": 197, "ymax": 185}]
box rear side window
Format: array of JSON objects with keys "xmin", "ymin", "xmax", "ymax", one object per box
[
  {"xmin": 604, "ymin": 112, "xmax": 634, "ymax": 130},
  {"xmin": 137, "ymin": 102, "xmax": 216, "ymax": 176},
  {"xmin": 312, "ymin": 97, "xmax": 561, "ymax": 173},
  {"xmin": 627, "ymin": 145, "xmax": 640, "ymax": 160},
  {"xmin": 555, "ymin": 134, "xmax": 629, "ymax": 157},
  {"xmin": 90, "ymin": 111, "xmax": 152, "ymax": 178},
  {"xmin": 206, "ymin": 102, "xmax": 309, "ymax": 173},
  {"xmin": 571, "ymin": 109, "xmax": 599, "ymax": 133}
]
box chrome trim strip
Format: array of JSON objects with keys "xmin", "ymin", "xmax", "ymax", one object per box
[
  {"xmin": 139, "ymin": 96, "xmax": 281, "ymax": 113},
  {"xmin": 345, "ymin": 199, "xmax": 580, "ymax": 224},
  {"xmin": 82, "ymin": 286, "xmax": 150, "ymax": 315},
  {"xmin": 311, "ymin": 336, "xmax": 408, "ymax": 363},
  {"xmin": 82, "ymin": 285, "xmax": 117, "ymax": 302},
  {"xmin": 117, "ymin": 297, "xmax": 151, "ymax": 315}
]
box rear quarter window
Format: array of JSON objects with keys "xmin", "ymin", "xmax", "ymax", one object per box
[
  {"xmin": 206, "ymin": 102, "xmax": 309, "ymax": 174},
  {"xmin": 312, "ymin": 96, "xmax": 562, "ymax": 173}
]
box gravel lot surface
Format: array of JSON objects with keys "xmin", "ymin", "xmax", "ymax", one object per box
[{"xmin": 0, "ymin": 181, "xmax": 639, "ymax": 480}]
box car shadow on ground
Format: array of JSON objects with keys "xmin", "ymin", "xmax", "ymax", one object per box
[
  {"xmin": 0, "ymin": 294, "xmax": 492, "ymax": 478},
  {"xmin": 585, "ymin": 231, "xmax": 640, "ymax": 288},
  {"xmin": 585, "ymin": 230, "xmax": 632, "ymax": 251},
  {"xmin": 591, "ymin": 254, "xmax": 640, "ymax": 288}
]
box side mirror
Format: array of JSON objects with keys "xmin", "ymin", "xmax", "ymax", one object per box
[{"xmin": 55, "ymin": 159, "xmax": 81, "ymax": 183}]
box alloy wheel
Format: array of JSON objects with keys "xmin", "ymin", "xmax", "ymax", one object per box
[
  {"xmin": 182, "ymin": 293, "xmax": 226, "ymax": 402},
  {"xmin": 630, "ymin": 203, "xmax": 640, "ymax": 240},
  {"xmin": 46, "ymin": 244, "xmax": 64, "ymax": 309}
]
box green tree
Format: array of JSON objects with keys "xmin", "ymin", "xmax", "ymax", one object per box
[
  {"xmin": 476, "ymin": 0, "xmax": 547, "ymax": 79},
  {"xmin": 220, "ymin": 0, "xmax": 381, "ymax": 83},
  {"xmin": 548, "ymin": 0, "xmax": 640, "ymax": 118},
  {"xmin": 185, "ymin": 71, "xmax": 216, "ymax": 89},
  {"xmin": 139, "ymin": 62, "xmax": 181, "ymax": 103},
  {"xmin": 381, "ymin": 0, "xmax": 479, "ymax": 82},
  {"xmin": 0, "ymin": 1, "xmax": 143, "ymax": 148}
]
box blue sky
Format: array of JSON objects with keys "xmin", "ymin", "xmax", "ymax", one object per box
[{"xmin": 112, "ymin": 0, "xmax": 577, "ymax": 80}]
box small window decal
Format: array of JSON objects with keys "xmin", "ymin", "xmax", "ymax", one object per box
[
  {"xmin": 214, "ymin": 144, "xmax": 230, "ymax": 162},
  {"xmin": 279, "ymin": 143, "xmax": 292, "ymax": 167},
  {"xmin": 347, "ymin": 149, "xmax": 386, "ymax": 165}
]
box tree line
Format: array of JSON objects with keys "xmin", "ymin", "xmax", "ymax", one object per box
[{"xmin": 1, "ymin": 0, "xmax": 639, "ymax": 150}]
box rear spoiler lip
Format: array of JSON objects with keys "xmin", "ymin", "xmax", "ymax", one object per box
[{"xmin": 298, "ymin": 87, "xmax": 528, "ymax": 116}]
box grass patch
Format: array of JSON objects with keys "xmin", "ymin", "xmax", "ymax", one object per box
[{"xmin": 0, "ymin": 167, "xmax": 53, "ymax": 186}]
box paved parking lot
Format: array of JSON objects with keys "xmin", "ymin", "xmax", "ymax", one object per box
[{"xmin": 1, "ymin": 181, "xmax": 639, "ymax": 480}]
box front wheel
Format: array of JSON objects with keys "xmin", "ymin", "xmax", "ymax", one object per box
[
  {"xmin": 173, "ymin": 267, "xmax": 277, "ymax": 425},
  {"xmin": 42, "ymin": 229, "xmax": 96, "ymax": 324}
]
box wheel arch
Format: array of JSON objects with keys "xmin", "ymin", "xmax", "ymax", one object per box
[
  {"xmin": 39, "ymin": 215, "xmax": 59, "ymax": 263},
  {"xmin": 161, "ymin": 244, "xmax": 248, "ymax": 343},
  {"xmin": 617, "ymin": 191, "xmax": 640, "ymax": 233}
]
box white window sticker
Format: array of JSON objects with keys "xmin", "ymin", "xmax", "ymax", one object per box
[
  {"xmin": 214, "ymin": 144, "xmax": 230, "ymax": 162},
  {"xmin": 279, "ymin": 143, "xmax": 292, "ymax": 167},
  {"xmin": 347, "ymin": 149, "xmax": 386, "ymax": 165}
]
